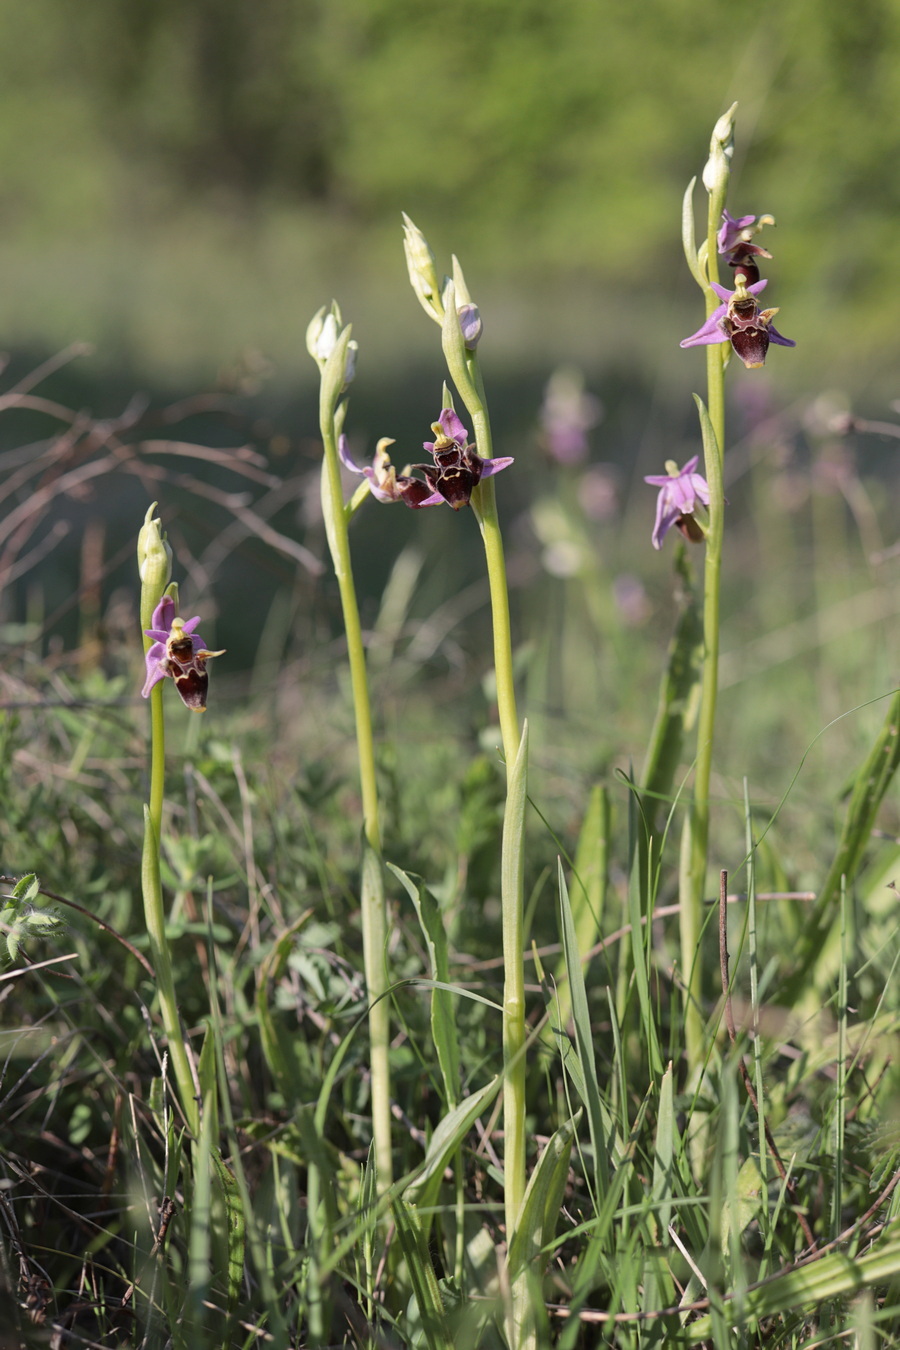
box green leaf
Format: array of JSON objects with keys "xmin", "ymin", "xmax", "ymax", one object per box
[
  {"xmin": 639, "ymin": 551, "xmax": 703, "ymax": 837},
  {"xmin": 389, "ymin": 863, "xmax": 460, "ymax": 1106},
  {"xmin": 626, "ymin": 790, "xmax": 664, "ymax": 1078},
  {"xmin": 508, "ymin": 1113, "xmax": 579, "ymax": 1277},
  {"xmin": 405, "ymin": 1076, "xmax": 501, "ymax": 1214},
  {"xmin": 553, "ymin": 785, "xmax": 609, "ymax": 1029},
  {"xmin": 681, "ymin": 176, "xmax": 706, "ymax": 289},
  {"xmin": 11, "ymin": 873, "xmax": 40, "ymax": 905},
  {"xmin": 685, "ymin": 1234, "xmax": 900, "ymax": 1341},
  {"xmin": 557, "ymin": 859, "xmax": 612, "ymax": 1197},
  {"xmin": 391, "ymin": 1198, "xmax": 454, "ymax": 1350}
]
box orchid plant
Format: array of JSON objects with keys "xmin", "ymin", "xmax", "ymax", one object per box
[
  {"xmin": 658, "ymin": 105, "xmax": 795, "ymax": 1069},
  {"xmin": 307, "ymin": 301, "xmax": 394, "ymax": 1189}
]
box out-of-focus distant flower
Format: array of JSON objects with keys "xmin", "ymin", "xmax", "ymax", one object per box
[
  {"xmin": 644, "ymin": 456, "xmax": 710, "ymax": 549},
  {"xmin": 681, "ymin": 278, "xmax": 795, "ymax": 369},
  {"xmin": 417, "ymin": 408, "xmax": 514, "ymax": 510},
  {"xmin": 539, "ymin": 368, "xmax": 603, "ymax": 466},
  {"xmin": 338, "ymin": 435, "xmax": 443, "ymax": 508},
  {"xmin": 577, "ymin": 464, "xmax": 620, "ymax": 522},
  {"xmin": 613, "ymin": 574, "xmax": 651, "ymax": 626}
]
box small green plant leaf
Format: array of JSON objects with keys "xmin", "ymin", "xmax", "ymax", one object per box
[
  {"xmin": 508, "ymin": 1112, "xmax": 579, "ymax": 1277},
  {"xmin": 406, "ymin": 1076, "xmax": 501, "ymax": 1213},
  {"xmin": 391, "ymin": 1198, "xmax": 454, "ymax": 1350},
  {"xmin": 389, "ymin": 863, "xmax": 460, "ymax": 1107}
]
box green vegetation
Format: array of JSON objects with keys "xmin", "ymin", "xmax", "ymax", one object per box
[{"xmin": 4, "ymin": 15, "xmax": 900, "ymax": 1347}]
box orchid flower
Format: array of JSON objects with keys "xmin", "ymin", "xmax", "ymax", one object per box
[
  {"xmin": 644, "ymin": 456, "xmax": 710, "ymax": 549},
  {"xmin": 142, "ymin": 595, "xmax": 225, "ymax": 711},
  {"xmin": 681, "ymin": 277, "xmax": 795, "ymax": 369},
  {"xmin": 338, "ymin": 435, "xmax": 443, "ymax": 508},
  {"xmin": 415, "ymin": 408, "xmax": 514, "ymax": 510}
]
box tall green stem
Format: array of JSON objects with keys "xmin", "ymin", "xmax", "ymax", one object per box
[
  {"xmin": 679, "ymin": 179, "xmax": 728, "ymax": 1071},
  {"xmin": 461, "ymin": 357, "xmax": 527, "ymax": 1311},
  {"xmin": 318, "ymin": 365, "xmax": 393, "ymax": 1188},
  {"xmin": 140, "ymin": 587, "xmax": 200, "ymax": 1136}
]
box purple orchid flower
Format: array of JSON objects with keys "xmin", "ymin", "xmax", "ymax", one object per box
[
  {"xmin": 717, "ymin": 210, "xmax": 773, "ymax": 257},
  {"xmin": 681, "ymin": 278, "xmax": 795, "ymax": 369},
  {"xmin": 339, "ymin": 435, "xmax": 443, "ymax": 508},
  {"xmin": 717, "ymin": 210, "xmax": 775, "ymax": 284},
  {"xmin": 142, "ymin": 595, "xmax": 225, "ymax": 711},
  {"xmin": 644, "ymin": 456, "xmax": 710, "ymax": 550},
  {"xmin": 415, "ymin": 409, "xmax": 514, "ymax": 510}
]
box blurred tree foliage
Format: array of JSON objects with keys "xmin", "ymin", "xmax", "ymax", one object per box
[{"xmin": 1, "ymin": 0, "xmax": 899, "ymax": 376}]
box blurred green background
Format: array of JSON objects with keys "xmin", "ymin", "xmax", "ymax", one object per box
[{"xmin": 1, "ymin": 0, "xmax": 899, "ymax": 391}]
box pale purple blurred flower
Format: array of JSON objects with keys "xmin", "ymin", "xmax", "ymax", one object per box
[
  {"xmin": 577, "ymin": 464, "xmax": 619, "ymax": 522},
  {"xmin": 644, "ymin": 456, "xmax": 710, "ymax": 549},
  {"xmin": 539, "ymin": 369, "xmax": 603, "ymax": 466},
  {"xmin": 613, "ymin": 574, "xmax": 651, "ymax": 626}
]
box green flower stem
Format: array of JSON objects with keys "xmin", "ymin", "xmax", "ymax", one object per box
[
  {"xmin": 679, "ymin": 182, "xmax": 728, "ymax": 1070},
  {"xmin": 139, "ymin": 593, "xmax": 200, "ymax": 1136},
  {"xmin": 318, "ymin": 377, "xmax": 393, "ymax": 1189},
  {"xmin": 463, "ymin": 360, "xmax": 527, "ymax": 1242}
]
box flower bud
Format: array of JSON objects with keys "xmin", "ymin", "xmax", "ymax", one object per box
[
  {"xmin": 702, "ymin": 102, "xmax": 737, "ymax": 196},
  {"xmin": 402, "ymin": 213, "xmax": 444, "ymax": 324},
  {"xmin": 137, "ymin": 503, "xmax": 172, "ymax": 594},
  {"xmin": 457, "ymin": 303, "xmax": 483, "ymax": 349},
  {"xmin": 306, "ymin": 302, "xmax": 345, "ymax": 368},
  {"xmin": 320, "ymin": 324, "xmax": 358, "ymax": 414},
  {"xmin": 342, "ymin": 339, "xmax": 358, "ymax": 389}
]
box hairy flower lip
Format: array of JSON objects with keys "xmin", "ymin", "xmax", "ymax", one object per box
[
  {"xmin": 680, "ymin": 279, "xmax": 795, "ymax": 367},
  {"xmin": 339, "ymin": 409, "xmax": 514, "ymax": 512},
  {"xmin": 142, "ymin": 595, "xmax": 224, "ymax": 710},
  {"xmin": 420, "ymin": 408, "xmax": 514, "ymax": 509}
]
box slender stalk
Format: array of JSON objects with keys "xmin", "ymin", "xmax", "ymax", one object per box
[
  {"xmin": 679, "ymin": 177, "xmax": 728, "ymax": 1071},
  {"xmin": 465, "ymin": 364, "xmax": 527, "ymax": 1281},
  {"xmin": 139, "ymin": 588, "xmax": 200, "ymax": 1136},
  {"xmin": 318, "ymin": 372, "xmax": 393, "ymax": 1189}
]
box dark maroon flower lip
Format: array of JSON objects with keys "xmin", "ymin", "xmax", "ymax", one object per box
[
  {"xmin": 339, "ymin": 410, "xmax": 513, "ymax": 511},
  {"xmin": 420, "ymin": 409, "xmax": 514, "ymax": 509},
  {"xmin": 142, "ymin": 595, "xmax": 224, "ymax": 712},
  {"xmin": 339, "ymin": 434, "xmax": 444, "ymax": 508},
  {"xmin": 680, "ymin": 278, "xmax": 795, "ymax": 369}
]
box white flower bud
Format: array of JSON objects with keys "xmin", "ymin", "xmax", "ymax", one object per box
[
  {"xmin": 402, "ymin": 213, "xmax": 444, "ymax": 324},
  {"xmin": 137, "ymin": 502, "xmax": 172, "ymax": 592},
  {"xmin": 315, "ymin": 312, "xmax": 339, "ymax": 363},
  {"xmin": 702, "ymin": 102, "xmax": 738, "ymax": 196}
]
